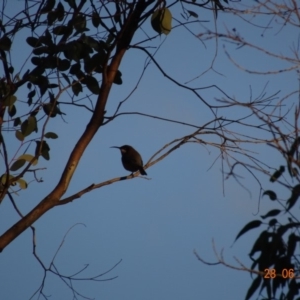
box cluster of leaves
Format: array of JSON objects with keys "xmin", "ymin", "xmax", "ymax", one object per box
[
  {"xmin": 0, "ymin": 0, "xmax": 126, "ymax": 195},
  {"xmin": 0, "ymin": 0, "xmax": 180, "ymax": 196},
  {"xmin": 235, "ymin": 143, "xmax": 300, "ymax": 300}
]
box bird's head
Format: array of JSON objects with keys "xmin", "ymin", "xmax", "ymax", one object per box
[{"xmin": 110, "ymin": 145, "xmax": 131, "ymax": 154}]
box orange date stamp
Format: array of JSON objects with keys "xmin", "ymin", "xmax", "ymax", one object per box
[{"xmin": 264, "ymin": 268, "xmax": 295, "ymax": 279}]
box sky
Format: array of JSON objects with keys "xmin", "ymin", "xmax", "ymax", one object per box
[{"xmin": 0, "ymin": 1, "xmax": 298, "ymax": 299}]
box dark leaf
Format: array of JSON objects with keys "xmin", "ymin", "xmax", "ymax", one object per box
[
  {"xmin": 53, "ymin": 25, "xmax": 72, "ymax": 35},
  {"xmin": 41, "ymin": 0, "xmax": 56, "ymax": 13},
  {"xmin": 26, "ymin": 37, "xmax": 42, "ymax": 48},
  {"xmin": 245, "ymin": 275, "xmax": 261, "ymax": 300},
  {"xmin": 268, "ymin": 218, "xmax": 277, "ymax": 227},
  {"xmin": 21, "ymin": 116, "xmax": 37, "ymax": 137},
  {"xmin": 8, "ymin": 105, "xmax": 16, "ymax": 117},
  {"xmin": 187, "ymin": 10, "xmax": 198, "ymax": 18},
  {"xmin": 14, "ymin": 117, "xmax": 21, "ymax": 127},
  {"xmin": 10, "ymin": 159, "xmax": 26, "ymax": 171},
  {"xmin": 0, "ymin": 36, "xmax": 12, "ymax": 51},
  {"xmin": 8, "ymin": 66, "xmax": 14, "ymax": 74},
  {"xmin": 286, "ymin": 279, "xmax": 299, "ymax": 300},
  {"xmin": 259, "ymin": 279, "xmax": 271, "ymax": 300},
  {"xmin": 33, "ymin": 46, "xmax": 50, "ymax": 56},
  {"xmin": 113, "ymin": 70, "xmax": 122, "ymax": 85},
  {"xmin": 235, "ymin": 220, "xmax": 262, "ymax": 242},
  {"xmin": 15, "ymin": 130, "xmax": 24, "ymax": 141},
  {"xmin": 69, "ymin": 63, "xmax": 81, "ymax": 75},
  {"xmin": 61, "ymin": 72, "xmax": 71, "ymax": 85},
  {"xmin": 261, "ymin": 209, "xmax": 281, "ymax": 219},
  {"xmin": 72, "ymin": 80, "xmax": 82, "ymax": 96},
  {"xmin": 31, "ymin": 56, "xmax": 42, "ymax": 66},
  {"xmin": 85, "ymin": 75, "xmax": 99, "ymax": 94},
  {"xmin": 92, "ymin": 11, "xmax": 101, "ymax": 28},
  {"xmin": 57, "ymin": 58, "xmax": 70, "ymax": 71},
  {"xmin": 277, "ymin": 223, "xmax": 300, "ymax": 237},
  {"xmin": 35, "ymin": 140, "xmax": 50, "ymax": 160},
  {"xmin": 56, "ymin": 2, "xmax": 65, "ymax": 21},
  {"xmin": 30, "ymin": 67, "xmax": 45, "ymax": 77},
  {"xmin": 73, "ymin": 15, "xmax": 86, "ymax": 32},
  {"xmin": 40, "ymin": 30, "xmax": 53, "ymax": 46},
  {"xmin": 45, "ymin": 132, "xmax": 58, "ymax": 139},
  {"xmin": 263, "ymin": 190, "xmax": 277, "ymax": 200},
  {"xmin": 48, "ymin": 83, "xmax": 59, "ymax": 88},
  {"xmin": 287, "ymin": 184, "xmax": 300, "ymax": 211},
  {"xmin": 270, "ymin": 166, "xmax": 285, "ymax": 182},
  {"xmin": 249, "ymin": 231, "xmax": 271, "ymax": 257},
  {"xmin": 47, "ymin": 11, "xmax": 58, "ymax": 26}
]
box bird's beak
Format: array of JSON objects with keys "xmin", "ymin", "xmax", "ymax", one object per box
[{"xmin": 110, "ymin": 146, "xmax": 120, "ymax": 149}]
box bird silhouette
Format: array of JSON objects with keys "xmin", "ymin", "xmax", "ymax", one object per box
[{"xmin": 111, "ymin": 145, "xmax": 147, "ymax": 175}]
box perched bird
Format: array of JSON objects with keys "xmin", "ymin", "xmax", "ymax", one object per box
[{"xmin": 111, "ymin": 145, "xmax": 147, "ymax": 175}]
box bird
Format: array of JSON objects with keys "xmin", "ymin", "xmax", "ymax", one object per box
[{"xmin": 111, "ymin": 145, "xmax": 147, "ymax": 175}]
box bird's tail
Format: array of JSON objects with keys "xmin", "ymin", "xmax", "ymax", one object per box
[{"xmin": 139, "ymin": 167, "xmax": 147, "ymax": 176}]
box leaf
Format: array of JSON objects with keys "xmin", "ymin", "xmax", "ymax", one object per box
[
  {"xmin": 17, "ymin": 178, "xmax": 27, "ymax": 189},
  {"xmin": 14, "ymin": 117, "xmax": 21, "ymax": 127},
  {"xmin": 47, "ymin": 11, "xmax": 58, "ymax": 26},
  {"xmin": 85, "ymin": 75, "xmax": 99, "ymax": 94},
  {"xmin": 8, "ymin": 105, "xmax": 16, "ymax": 117},
  {"xmin": 1, "ymin": 174, "xmax": 14, "ymax": 186},
  {"xmin": 28, "ymin": 90, "xmax": 36, "ymax": 99},
  {"xmin": 40, "ymin": 29, "xmax": 53, "ymax": 46},
  {"xmin": 270, "ymin": 166, "xmax": 285, "ymax": 182},
  {"xmin": 61, "ymin": 72, "xmax": 70, "ymax": 85},
  {"xmin": 287, "ymin": 184, "xmax": 300, "ymax": 211},
  {"xmin": 73, "ymin": 15, "xmax": 86, "ymax": 32},
  {"xmin": 57, "ymin": 59, "xmax": 70, "ymax": 71},
  {"xmin": 41, "ymin": 0, "xmax": 56, "ymax": 13},
  {"xmin": 187, "ymin": 10, "xmax": 198, "ymax": 18},
  {"xmin": 15, "ymin": 130, "xmax": 24, "ymax": 141},
  {"xmin": 45, "ymin": 132, "xmax": 58, "ymax": 139},
  {"xmin": 17, "ymin": 154, "xmax": 38, "ymax": 165},
  {"xmin": 261, "ymin": 209, "xmax": 281, "ymax": 219},
  {"xmin": 0, "ymin": 36, "xmax": 12, "ymax": 51},
  {"xmin": 56, "ymin": 2, "xmax": 65, "ymax": 21},
  {"xmin": 72, "ymin": 80, "xmax": 82, "ymax": 96},
  {"xmin": 35, "ymin": 141, "xmax": 50, "ymax": 160},
  {"xmin": 113, "ymin": 70, "xmax": 122, "ymax": 85},
  {"xmin": 3, "ymin": 95, "xmax": 17, "ymax": 106},
  {"xmin": 53, "ymin": 25, "xmax": 72, "ymax": 35},
  {"xmin": 10, "ymin": 159, "xmax": 26, "ymax": 171},
  {"xmin": 234, "ymin": 220, "xmax": 262, "ymax": 242},
  {"xmin": 21, "ymin": 116, "xmax": 37, "ymax": 137},
  {"xmin": 245, "ymin": 275, "xmax": 261, "ymax": 300},
  {"xmin": 33, "ymin": 46, "xmax": 50, "ymax": 55},
  {"xmin": 151, "ymin": 8, "xmax": 172, "ymax": 35},
  {"xmin": 92, "ymin": 11, "xmax": 101, "ymax": 28},
  {"xmin": 69, "ymin": 63, "xmax": 81, "ymax": 75},
  {"xmin": 26, "ymin": 37, "xmax": 42, "ymax": 48},
  {"xmin": 268, "ymin": 218, "xmax": 277, "ymax": 227},
  {"xmin": 263, "ymin": 190, "xmax": 277, "ymax": 200}
]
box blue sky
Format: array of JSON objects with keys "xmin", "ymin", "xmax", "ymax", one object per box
[{"xmin": 0, "ymin": 1, "xmax": 298, "ymax": 299}]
